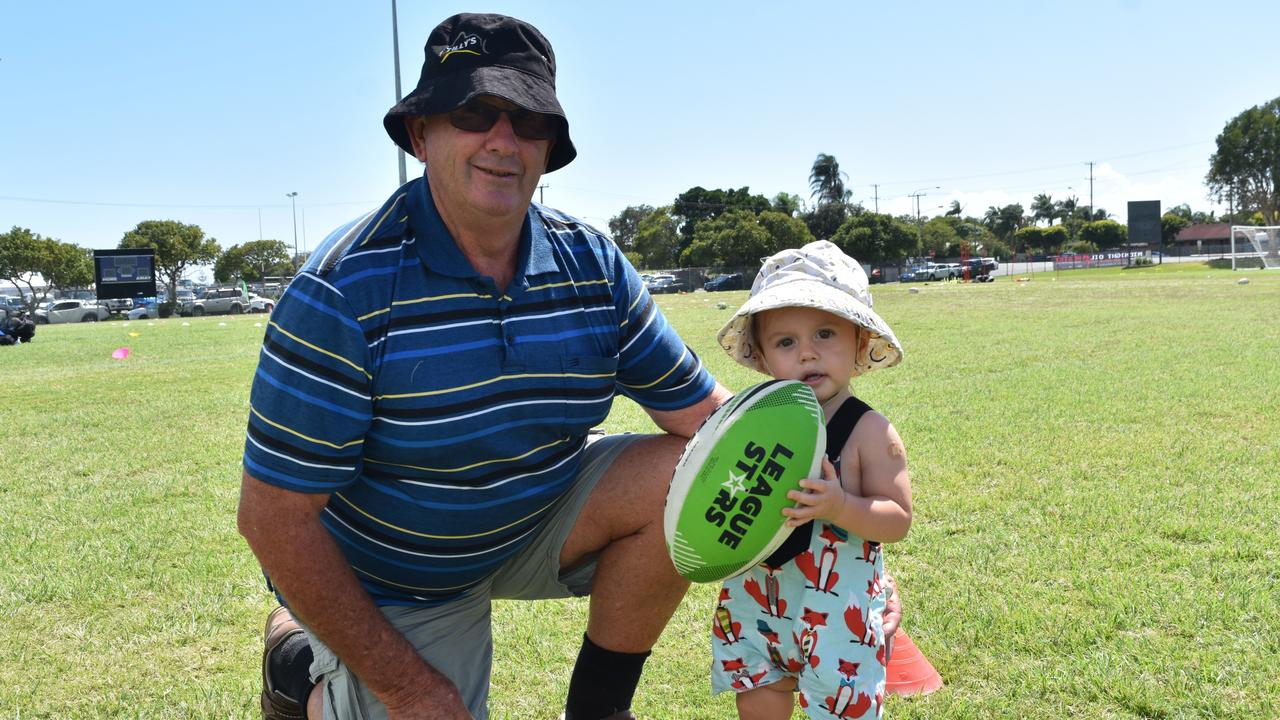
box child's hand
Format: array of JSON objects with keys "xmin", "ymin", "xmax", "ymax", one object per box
[{"xmin": 782, "ymin": 457, "xmax": 847, "ymax": 527}]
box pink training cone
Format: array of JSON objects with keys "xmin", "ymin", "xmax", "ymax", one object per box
[{"xmin": 884, "ymin": 628, "xmax": 942, "ymax": 696}]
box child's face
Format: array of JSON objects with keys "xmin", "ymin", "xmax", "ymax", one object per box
[{"xmin": 754, "ymin": 306, "xmax": 864, "ymax": 405}]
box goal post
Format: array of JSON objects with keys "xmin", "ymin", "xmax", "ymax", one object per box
[{"xmin": 1230, "ymin": 225, "xmax": 1280, "ymax": 270}]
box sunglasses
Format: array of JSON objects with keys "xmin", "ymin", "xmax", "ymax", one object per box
[{"xmin": 448, "ymin": 102, "xmax": 559, "ymax": 141}]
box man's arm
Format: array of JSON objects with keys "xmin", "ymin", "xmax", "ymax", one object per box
[
  {"xmin": 237, "ymin": 472, "xmax": 471, "ymax": 719},
  {"xmin": 641, "ymin": 382, "xmax": 734, "ymax": 438}
]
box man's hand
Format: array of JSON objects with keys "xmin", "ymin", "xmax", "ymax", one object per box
[
  {"xmin": 382, "ymin": 680, "xmax": 473, "ymax": 720},
  {"xmin": 882, "ymin": 574, "xmax": 901, "ymax": 640},
  {"xmin": 782, "ymin": 457, "xmax": 847, "ymax": 527}
]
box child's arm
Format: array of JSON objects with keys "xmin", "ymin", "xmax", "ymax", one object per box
[{"xmin": 781, "ymin": 411, "xmax": 912, "ymax": 543}]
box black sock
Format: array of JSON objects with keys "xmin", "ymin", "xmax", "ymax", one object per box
[
  {"xmin": 268, "ymin": 632, "xmax": 316, "ymax": 711},
  {"xmin": 563, "ymin": 633, "xmax": 650, "ymax": 720}
]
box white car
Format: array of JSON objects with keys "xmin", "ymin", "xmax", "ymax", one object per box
[
  {"xmin": 127, "ymin": 302, "xmax": 163, "ymax": 320},
  {"xmin": 248, "ymin": 294, "xmax": 276, "ymax": 313},
  {"xmin": 35, "ymin": 299, "xmax": 110, "ymax": 324}
]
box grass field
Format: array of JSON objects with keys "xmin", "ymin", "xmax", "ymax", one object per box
[{"xmin": 2, "ymin": 264, "xmax": 1277, "ymax": 719}]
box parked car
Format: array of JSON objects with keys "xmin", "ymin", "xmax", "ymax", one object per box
[
  {"xmin": 34, "ymin": 299, "xmax": 110, "ymax": 324},
  {"xmin": 959, "ymin": 258, "xmax": 998, "ymax": 281},
  {"xmin": 248, "ymin": 294, "xmax": 276, "ymax": 313},
  {"xmin": 103, "ymin": 298, "xmax": 134, "ymax": 314},
  {"xmin": 0, "ymin": 296, "xmax": 26, "ymax": 321},
  {"xmin": 900, "ymin": 266, "xmax": 930, "ymax": 282},
  {"xmin": 927, "ymin": 263, "xmax": 961, "ymax": 280},
  {"xmin": 646, "ymin": 274, "xmax": 684, "ymax": 294},
  {"xmin": 180, "ymin": 287, "xmax": 248, "ymax": 316},
  {"xmin": 703, "ymin": 273, "xmax": 744, "ymax": 292},
  {"xmin": 127, "ymin": 300, "xmax": 164, "ymax": 320}
]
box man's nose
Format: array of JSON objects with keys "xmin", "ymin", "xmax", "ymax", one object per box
[{"xmin": 483, "ymin": 112, "xmax": 520, "ymax": 150}]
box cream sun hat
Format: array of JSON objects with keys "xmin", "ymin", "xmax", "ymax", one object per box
[{"xmin": 717, "ymin": 240, "xmax": 904, "ymax": 376}]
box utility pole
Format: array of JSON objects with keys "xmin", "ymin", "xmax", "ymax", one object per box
[
  {"xmin": 909, "ymin": 186, "xmax": 939, "ymax": 256},
  {"xmin": 286, "ymin": 192, "xmax": 299, "ymax": 270},
  {"xmin": 1087, "ymin": 161, "xmax": 1095, "ymax": 220},
  {"xmin": 872, "ymin": 184, "xmax": 880, "ymax": 213},
  {"xmin": 537, "ymin": 184, "xmax": 548, "ymax": 205}
]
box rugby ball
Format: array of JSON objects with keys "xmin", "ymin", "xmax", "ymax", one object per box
[{"xmin": 663, "ymin": 379, "xmax": 824, "ymax": 583}]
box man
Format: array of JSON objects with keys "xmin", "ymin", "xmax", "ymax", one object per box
[{"xmin": 239, "ymin": 12, "xmax": 896, "ymax": 720}]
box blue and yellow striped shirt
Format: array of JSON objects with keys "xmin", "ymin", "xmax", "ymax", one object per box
[{"xmin": 243, "ymin": 177, "xmax": 714, "ymax": 604}]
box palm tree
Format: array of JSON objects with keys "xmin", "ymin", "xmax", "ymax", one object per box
[
  {"xmin": 1031, "ymin": 194, "xmax": 1055, "ymax": 226},
  {"xmin": 995, "ymin": 204, "xmax": 1027, "ymax": 242},
  {"xmin": 1057, "ymin": 196, "xmax": 1079, "ymax": 220},
  {"xmin": 983, "ymin": 206, "xmax": 1001, "ymax": 231},
  {"xmin": 945, "ymin": 200, "xmax": 963, "ymax": 217},
  {"xmin": 809, "ymin": 153, "xmax": 851, "ymax": 206}
]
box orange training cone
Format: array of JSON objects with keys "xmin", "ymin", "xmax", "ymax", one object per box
[{"xmin": 884, "ymin": 628, "xmax": 942, "ymax": 696}]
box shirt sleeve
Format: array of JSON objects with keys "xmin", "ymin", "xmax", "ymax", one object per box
[
  {"xmin": 241, "ymin": 272, "xmax": 373, "ymax": 493},
  {"xmin": 610, "ymin": 253, "xmax": 716, "ymax": 411}
]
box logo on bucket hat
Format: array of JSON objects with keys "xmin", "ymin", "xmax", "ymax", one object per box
[
  {"xmin": 439, "ymin": 32, "xmax": 484, "ymax": 62},
  {"xmin": 384, "ymin": 13, "xmax": 577, "ymax": 173}
]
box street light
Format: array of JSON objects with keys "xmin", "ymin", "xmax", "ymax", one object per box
[{"xmin": 286, "ymin": 192, "xmax": 299, "ymax": 271}]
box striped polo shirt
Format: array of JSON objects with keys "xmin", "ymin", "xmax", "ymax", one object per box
[{"xmin": 243, "ymin": 177, "xmax": 715, "ymax": 605}]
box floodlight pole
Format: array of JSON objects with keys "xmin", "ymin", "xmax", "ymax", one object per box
[{"xmin": 392, "ymin": 0, "xmax": 408, "ymax": 186}]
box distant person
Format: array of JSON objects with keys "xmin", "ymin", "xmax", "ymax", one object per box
[
  {"xmin": 0, "ymin": 312, "xmax": 34, "ymax": 345},
  {"xmin": 710, "ymin": 241, "xmax": 912, "ymax": 719}
]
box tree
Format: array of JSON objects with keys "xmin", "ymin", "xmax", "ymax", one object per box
[
  {"xmin": 756, "ymin": 211, "xmax": 816, "ymax": 256},
  {"xmin": 1041, "ymin": 225, "xmax": 1070, "ymax": 253},
  {"xmin": 119, "ymin": 220, "xmax": 220, "ymax": 310},
  {"xmin": 809, "ymin": 153, "xmax": 851, "ymax": 206},
  {"xmin": 983, "ymin": 204, "xmax": 1027, "ymax": 244},
  {"xmin": 771, "ymin": 192, "xmax": 803, "ymax": 217},
  {"xmin": 1079, "ymin": 219, "xmax": 1127, "ymax": 249},
  {"xmin": 1013, "ymin": 226, "xmax": 1046, "ymax": 256},
  {"xmin": 801, "ymin": 202, "xmax": 852, "ymax": 242},
  {"xmin": 944, "ymin": 200, "xmax": 963, "ymax": 217},
  {"xmin": 831, "ymin": 213, "xmax": 916, "ymax": 263},
  {"xmin": 607, "ymin": 205, "xmax": 654, "ymax": 252},
  {"xmin": 631, "ymin": 207, "xmax": 681, "ymax": 269},
  {"xmin": 1031, "ymin": 194, "xmax": 1056, "ymax": 226},
  {"xmin": 215, "ymin": 239, "xmax": 291, "ymax": 283},
  {"xmin": 1160, "ymin": 212, "xmax": 1191, "ymax": 244},
  {"xmin": 0, "ymin": 227, "xmax": 94, "ymax": 310},
  {"xmin": 680, "ymin": 210, "xmax": 772, "ymax": 268},
  {"xmin": 671, "ymin": 186, "xmax": 770, "ymax": 244},
  {"xmin": 1207, "ymin": 96, "xmax": 1280, "ymax": 225},
  {"xmin": 920, "ymin": 216, "xmax": 960, "ymax": 258}
]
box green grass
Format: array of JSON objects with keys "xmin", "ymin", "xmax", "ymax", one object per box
[{"xmin": 2, "ymin": 267, "xmax": 1277, "ymax": 718}]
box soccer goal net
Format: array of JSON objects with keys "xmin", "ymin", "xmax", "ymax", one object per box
[{"xmin": 1230, "ymin": 225, "xmax": 1280, "ymax": 270}]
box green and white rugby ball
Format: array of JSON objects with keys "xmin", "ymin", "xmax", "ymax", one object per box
[{"xmin": 663, "ymin": 379, "xmax": 825, "ymax": 583}]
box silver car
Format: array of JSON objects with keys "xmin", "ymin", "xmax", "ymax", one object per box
[{"xmin": 35, "ymin": 299, "xmax": 110, "ymax": 324}]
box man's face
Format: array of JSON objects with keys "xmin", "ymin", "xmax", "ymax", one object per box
[{"xmin": 407, "ymin": 96, "xmax": 555, "ymax": 230}]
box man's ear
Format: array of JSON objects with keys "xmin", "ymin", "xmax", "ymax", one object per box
[{"xmin": 405, "ymin": 116, "xmax": 430, "ymax": 163}]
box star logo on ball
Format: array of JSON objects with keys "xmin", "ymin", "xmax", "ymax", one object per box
[{"xmin": 722, "ymin": 470, "xmax": 748, "ymax": 497}]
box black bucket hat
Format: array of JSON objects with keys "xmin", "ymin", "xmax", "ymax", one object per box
[{"xmin": 384, "ymin": 13, "xmax": 577, "ymax": 173}]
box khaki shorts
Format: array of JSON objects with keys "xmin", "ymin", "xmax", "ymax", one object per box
[{"xmin": 304, "ymin": 433, "xmax": 644, "ymax": 720}]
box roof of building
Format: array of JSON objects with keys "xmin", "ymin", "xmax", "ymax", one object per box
[{"xmin": 1175, "ymin": 223, "xmax": 1231, "ymax": 242}]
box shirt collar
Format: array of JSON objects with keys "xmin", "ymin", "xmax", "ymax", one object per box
[{"xmin": 406, "ymin": 174, "xmax": 559, "ymax": 280}]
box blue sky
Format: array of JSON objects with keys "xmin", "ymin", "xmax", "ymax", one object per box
[{"xmin": 3, "ymin": 0, "xmax": 1277, "ymax": 271}]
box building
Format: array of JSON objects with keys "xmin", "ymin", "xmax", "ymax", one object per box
[{"xmin": 1172, "ymin": 223, "xmax": 1231, "ymax": 255}]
